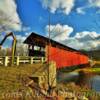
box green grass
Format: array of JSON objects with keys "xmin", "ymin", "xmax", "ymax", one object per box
[{"xmin": 91, "ymin": 68, "xmax": 100, "ymax": 73}]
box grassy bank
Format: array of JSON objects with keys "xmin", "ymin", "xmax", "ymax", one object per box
[
  {"xmin": 0, "ymin": 63, "xmax": 100, "ymax": 99},
  {"xmin": 0, "ymin": 64, "xmax": 43, "ymax": 97}
]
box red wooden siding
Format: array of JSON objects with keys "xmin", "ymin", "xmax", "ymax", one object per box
[{"xmin": 47, "ymin": 45, "xmax": 89, "ymax": 69}]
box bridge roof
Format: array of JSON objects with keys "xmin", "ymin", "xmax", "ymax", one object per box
[{"xmin": 24, "ymin": 32, "xmax": 87, "ymax": 55}]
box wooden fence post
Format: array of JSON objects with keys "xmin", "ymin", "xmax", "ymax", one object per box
[
  {"xmin": 30, "ymin": 57, "xmax": 33, "ymax": 64},
  {"xmin": 41, "ymin": 57, "xmax": 44, "ymax": 63},
  {"xmin": 44, "ymin": 57, "xmax": 47, "ymax": 62},
  {"xmin": 16, "ymin": 56, "xmax": 19, "ymax": 66},
  {"xmin": 4, "ymin": 56, "xmax": 8, "ymax": 66}
]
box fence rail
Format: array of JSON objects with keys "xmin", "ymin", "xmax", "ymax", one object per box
[{"xmin": 0, "ymin": 56, "xmax": 47, "ymax": 66}]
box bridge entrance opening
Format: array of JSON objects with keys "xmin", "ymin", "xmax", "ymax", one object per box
[{"xmin": 28, "ymin": 45, "xmax": 45, "ymax": 57}]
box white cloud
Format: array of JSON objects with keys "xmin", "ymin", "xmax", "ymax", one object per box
[
  {"xmin": 76, "ymin": 7, "xmax": 85, "ymax": 14},
  {"xmin": 75, "ymin": 31, "xmax": 99, "ymax": 39},
  {"xmin": 64, "ymin": 38, "xmax": 100, "ymax": 50},
  {"xmin": 45, "ymin": 24, "xmax": 100, "ymax": 50},
  {"xmin": 21, "ymin": 27, "xmax": 31, "ymax": 32},
  {"xmin": 25, "ymin": 32, "xmax": 32, "ymax": 37},
  {"xmin": 16, "ymin": 35, "xmax": 26, "ymax": 43},
  {"xmin": 41, "ymin": 0, "xmax": 75, "ymax": 15},
  {"xmin": 63, "ymin": 31, "xmax": 100, "ymax": 50},
  {"xmin": 46, "ymin": 24, "xmax": 73, "ymax": 41},
  {"xmin": 76, "ymin": 0, "xmax": 100, "ymax": 14},
  {"xmin": 89, "ymin": 0, "xmax": 100, "ymax": 7},
  {"xmin": 0, "ymin": 0, "xmax": 21, "ymax": 32}
]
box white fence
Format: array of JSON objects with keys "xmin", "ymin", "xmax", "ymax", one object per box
[{"xmin": 0, "ymin": 56, "xmax": 46, "ymax": 66}]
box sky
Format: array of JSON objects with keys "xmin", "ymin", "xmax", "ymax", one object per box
[{"xmin": 0, "ymin": 0, "xmax": 100, "ymax": 50}]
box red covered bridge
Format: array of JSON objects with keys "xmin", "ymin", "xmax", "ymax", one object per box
[{"xmin": 24, "ymin": 32, "xmax": 89, "ymax": 69}]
